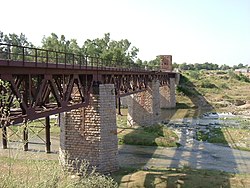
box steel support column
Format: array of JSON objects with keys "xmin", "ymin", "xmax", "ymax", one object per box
[
  {"xmin": 2, "ymin": 126, "xmax": 7, "ymax": 149},
  {"xmin": 45, "ymin": 116, "xmax": 51, "ymax": 153},
  {"xmin": 117, "ymin": 97, "xmax": 122, "ymax": 115},
  {"xmin": 23, "ymin": 126, "xmax": 28, "ymax": 151}
]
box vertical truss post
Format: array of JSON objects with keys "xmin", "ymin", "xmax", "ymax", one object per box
[
  {"xmin": 2, "ymin": 126, "xmax": 7, "ymax": 149},
  {"xmin": 23, "ymin": 76, "xmax": 29, "ymax": 151},
  {"xmin": 23, "ymin": 125, "xmax": 28, "ymax": 151},
  {"xmin": 117, "ymin": 97, "xmax": 122, "ymax": 115},
  {"xmin": 45, "ymin": 116, "xmax": 51, "ymax": 153}
]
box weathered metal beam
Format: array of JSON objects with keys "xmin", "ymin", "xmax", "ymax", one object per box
[
  {"xmin": 2, "ymin": 126, "xmax": 7, "ymax": 149},
  {"xmin": 117, "ymin": 97, "xmax": 122, "ymax": 116},
  {"xmin": 23, "ymin": 125, "xmax": 28, "ymax": 151},
  {"xmin": 45, "ymin": 116, "xmax": 51, "ymax": 153}
]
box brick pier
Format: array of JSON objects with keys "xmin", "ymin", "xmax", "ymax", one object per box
[
  {"xmin": 127, "ymin": 80, "xmax": 161, "ymax": 126},
  {"xmin": 59, "ymin": 84, "xmax": 119, "ymax": 173},
  {"xmin": 160, "ymin": 77, "xmax": 176, "ymax": 108}
]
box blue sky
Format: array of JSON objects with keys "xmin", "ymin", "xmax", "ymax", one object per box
[{"xmin": 1, "ymin": 0, "xmax": 249, "ymax": 65}]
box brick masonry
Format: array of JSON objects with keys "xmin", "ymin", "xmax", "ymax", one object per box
[
  {"xmin": 127, "ymin": 80, "xmax": 161, "ymax": 126},
  {"xmin": 59, "ymin": 84, "xmax": 119, "ymax": 174},
  {"xmin": 159, "ymin": 77, "xmax": 176, "ymax": 108}
]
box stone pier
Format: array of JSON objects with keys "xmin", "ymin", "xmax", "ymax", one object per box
[
  {"xmin": 127, "ymin": 80, "xmax": 160, "ymax": 126},
  {"xmin": 160, "ymin": 77, "xmax": 176, "ymax": 108},
  {"xmin": 59, "ymin": 84, "xmax": 119, "ymax": 173}
]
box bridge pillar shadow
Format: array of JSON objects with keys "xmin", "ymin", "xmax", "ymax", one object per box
[
  {"xmin": 59, "ymin": 84, "xmax": 119, "ymax": 174},
  {"xmin": 127, "ymin": 80, "xmax": 161, "ymax": 126}
]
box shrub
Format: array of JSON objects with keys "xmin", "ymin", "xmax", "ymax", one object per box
[
  {"xmin": 177, "ymin": 85, "xmax": 195, "ymax": 96},
  {"xmin": 188, "ymin": 71, "xmax": 200, "ymax": 80},
  {"xmin": 201, "ymin": 80, "xmax": 217, "ymax": 88},
  {"xmin": 215, "ymin": 71, "xmax": 227, "ymax": 75},
  {"xmin": 219, "ymin": 83, "xmax": 229, "ymax": 89},
  {"xmin": 228, "ymin": 71, "xmax": 250, "ymax": 83}
]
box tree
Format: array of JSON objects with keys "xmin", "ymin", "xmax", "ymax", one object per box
[
  {"xmin": 220, "ymin": 64, "xmax": 231, "ymax": 70},
  {"xmin": 0, "ymin": 31, "xmax": 33, "ymax": 61},
  {"xmin": 41, "ymin": 33, "xmax": 82, "ymax": 64},
  {"xmin": 172, "ymin": 62, "xmax": 178, "ymax": 69},
  {"xmin": 146, "ymin": 56, "xmax": 161, "ymax": 70},
  {"xmin": 82, "ymin": 33, "xmax": 139, "ymax": 67},
  {"xmin": 179, "ymin": 62, "xmax": 189, "ymax": 70}
]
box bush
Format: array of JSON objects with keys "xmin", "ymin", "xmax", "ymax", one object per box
[
  {"xmin": 215, "ymin": 71, "xmax": 227, "ymax": 75},
  {"xmin": 201, "ymin": 80, "xmax": 217, "ymax": 88},
  {"xmin": 177, "ymin": 85, "xmax": 195, "ymax": 96},
  {"xmin": 228, "ymin": 71, "xmax": 250, "ymax": 83},
  {"xmin": 188, "ymin": 71, "xmax": 200, "ymax": 80},
  {"xmin": 219, "ymin": 83, "xmax": 229, "ymax": 89}
]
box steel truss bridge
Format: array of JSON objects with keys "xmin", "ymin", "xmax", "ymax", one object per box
[{"xmin": 0, "ymin": 43, "xmax": 176, "ymax": 151}]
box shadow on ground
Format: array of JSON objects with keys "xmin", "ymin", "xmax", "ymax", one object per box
[{"xmin": 115, "ymin": 74, "xmax": 239, "ymax": 188}]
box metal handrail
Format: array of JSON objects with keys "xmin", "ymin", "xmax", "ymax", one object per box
[{"xmin": 0, "ymin": 42, "xmax": 158, "ymax": 71}]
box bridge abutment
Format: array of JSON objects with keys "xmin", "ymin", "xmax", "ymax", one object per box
[
  {"xmin": 127, "ymin": 80, "xmax": 161, "ymax": 126},
  {"xmin": 160, "ymin": 77, "xmax": 176, "ymax": 108},
  {"xmin": 59, "ymin": 84, "xmax": 118, "ymax": 174}
]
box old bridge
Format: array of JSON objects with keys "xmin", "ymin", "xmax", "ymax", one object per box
[{"xmin": 0, "ymin": 43, "xmax": 178, "ymax": 173}]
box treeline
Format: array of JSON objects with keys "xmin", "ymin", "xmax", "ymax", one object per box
[
  {"xmin": 173, "ymin": 62, "xmax": 249, "ymax": 71},
  {"xmin": 0, "ymin": 31, "xmax": 141, "ymax": 68},
  {"xmin": 0, "ymin": 31, "xmax": 248, "ymax": 70}
]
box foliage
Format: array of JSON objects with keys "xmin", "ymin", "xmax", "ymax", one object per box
[
  {"xmin": 178, "ymin": 62, "xmax": 219, "ymax": 70},
  {"xmin": 228, "ymin": 70, "xmax": 250, "ymax": 83},
  {"xmin": 0, "ymin": 31, "xmax": 34, "ymax": 61},
  {"xmin": 219, "ymin": 83, "xmax": 229, "ymax": 89},
  {"xmin": 232, "ymin": 63, "xmax": 248, "ymax": 70},
  {"xmin": 0, "ymin": 79, "xmax": 12, "ymax": 126},
  {"xmin": 188, "ymin": 70, "xmax": 200, "ymax": 80},
  {"xmin": 215, "ymin": 70, "xmax": 227, "ymax": 75},
  {"xmin": 175, "ymin": 62, "xmax": 249, "ymax": 71},
  {"xmin": 83, "ymin": 33, "xmax": 139, "ymax": 63},
  {"xmin": 195, "ymin": 126, "xmax": 250, "ymax": 151},
  {"xmin": 201, "ymin": 80, "xmax": 217, "ymax": 88},
  {"xmin": 41, "ymin": 33, "xmax": 139, "ymax": 67},
  {"xmin": 2, "ymin": 30, "xmax": 250, "ymax": 70},
  {"xmin": 176, "ymin": 74, "xmax": 197, "ymax": 97},
  {"xmin": 143, "ymin": 56, "xmax": 161, "ymax": 70}
]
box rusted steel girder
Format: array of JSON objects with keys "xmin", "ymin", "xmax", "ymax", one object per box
[
  {"xmin": 0, "ymin": 71, "xmax": 92, "ymax": 125},
  {"xmin": 0, "ymin": 43, "xmax": 177, "ymax": 126},
  {"xmin": 0, "ymin": 65, "xmax": 175, "ymax": 126}
]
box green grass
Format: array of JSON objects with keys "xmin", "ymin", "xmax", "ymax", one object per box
[
  {"xmin": 177, "ymin": 70, "xmax": 250, "ymax": 111},
  {"xmin": 118, "ymin": 124, "xmax": 179, "ymax": 147},
  {"xmin": 117, "ymin": 109, "xmax": 180, "ymax": 147},
  {"xmin": 0, "ymin": 156, "xmax": 118, "ymax": 188},
  {"xmin": 118, "ymin": 125, "xmax": 178, "ymax": 147},
  {"xmin": 195, "ymin": 126, "xmax": 250, "ymax": 151}
]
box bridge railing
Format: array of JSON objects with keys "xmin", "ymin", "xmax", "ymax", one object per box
[{"xmin": 0, "ymin": 43, "xmax": 160, "ymax": 71}]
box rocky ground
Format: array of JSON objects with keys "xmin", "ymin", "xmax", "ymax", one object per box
[
  {"xmin": 162, "ymin": 112, "xmax": 250, "ymax": 149},
  {"xmin": 117, "ymin": 112, "xmax": 250, "ymax": 174}
]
